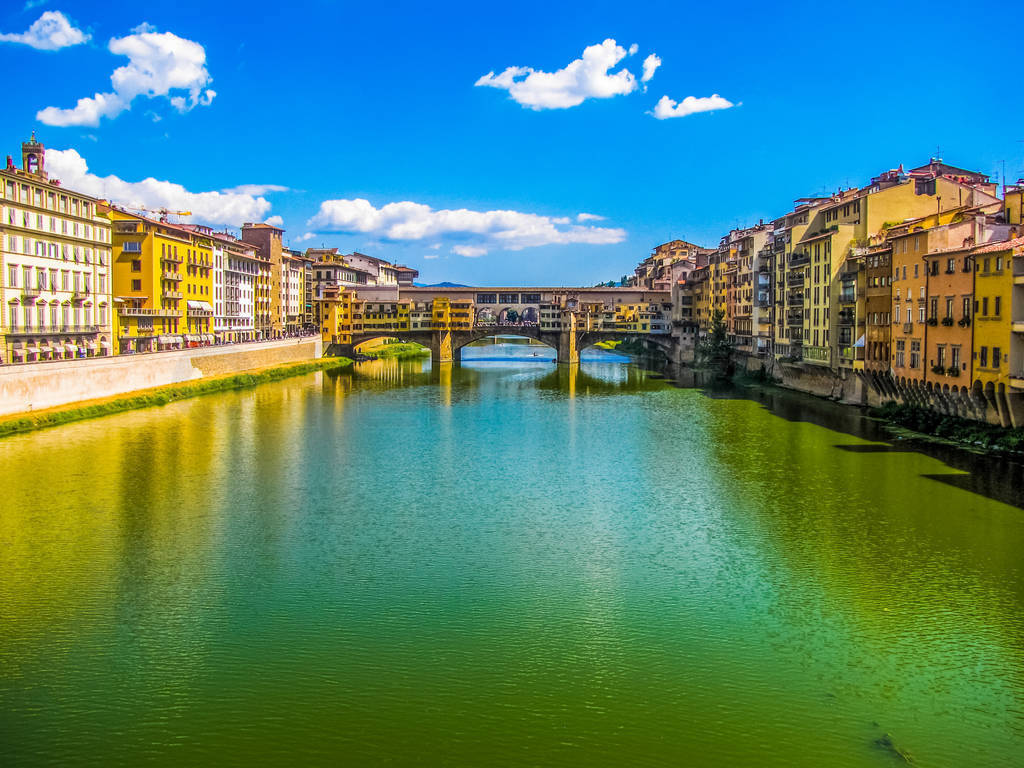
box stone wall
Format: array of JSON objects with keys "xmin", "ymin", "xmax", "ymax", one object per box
[
  {"xmin": 761, "ymin": 357, "xmax": 866, "ymax": 406},
  {"xmin": 0, "ymin": 338, "xmax": 322, "ymax": 416}
]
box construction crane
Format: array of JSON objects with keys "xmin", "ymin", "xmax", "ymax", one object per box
[{"xmin": 123, "ymin": 204, "xmax": 193, "ymax": 223}]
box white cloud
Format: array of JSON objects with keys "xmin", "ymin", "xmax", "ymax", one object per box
[
  {"xmin": 307, "ymin": 198, "xmax": 626, "ymax": 253},
  {"xmin": 46, "ymin": 148, "xmax": 273, "ymax": 225},
  {"xmin": 423, "ymin": 253, "xmax": 439, "ymax": 260},
  {"xmin": 0, "ymin": 11, "xmax": 89, "ymax": 51},
  {"xmin": 651, "ymin": 93, "xmax": 735, "ymax": 119},
  {"xmin": 296, "ymin": 232, "xmax": 317, "ymax": 242},
  {"xmin": 37, "ymin": 24, "xmax": 215, "ymax": 127},
  {"xmin": 264, "ymin": 215, "xmax": 284, "ymax": 227},
  {"xmin": 453, "ymin": 245, "xmax": 487, "ymax": 258},
  {"xmin": 577, "ymin": 212, "xmax": 605, "ymax": 222},
  {"xmin": 641, "ymin": 54, "xmax": 661, "ymax": 83},
  {"xmin": 223, "ymin": 184, "xmax": 289, "ymax": 196},
  {"xmin": 475, "ymin": 38, "xmax": 643, "ymax": 110}
]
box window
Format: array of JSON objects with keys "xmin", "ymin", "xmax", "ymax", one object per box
[
  {"xmin": 963, "ymin": 297, "xmax": 971, "ymax": 320},
  {"xmin": 8, "ymin": 265, "xmax": 17, "ymax": 287},
  {"xmin": 982, "ymin": 297, "xmax": 989, "ymax": 315},
  {"xmin": 993, "ymin": 347, "xmax": 1001, "ymax": 370},
  {"xmin": 910, "ymin": 340, "xmax": 921, "ymax": 369},
  {"xmin": 131, "ymin": 259, "xmax": 142, "ymax": 272},
  {"xmin": 946, "ymin": 258, "xmax": 955, "ymax": 273},
  {"xmin": 980, "ymin": 346, "xmax": 988, "ymax": 367},
  {"xmin": 929, "ymin": 297, "xmax": 938, "ymax": 319},
  {"xmin": 896, "ymin": 339, "xmax": 905, "ymax": 367},
  {"xmin": 945, "ymin": 298, "xmax": 953, "ymax": 318},
  {"xmin": 936, "ymin": 345, "xmax": 945, "ymax": 368},
  {"xmin": 476, "ymin": 293, "xmax": 497, "ymax": 304},
  {"xmin": 131, "ymin": 279, "xmax": 142, "ymax": 291},
  {"xmin": 951, "ymin": 346, "xmax": 960, "ymax": 369},
  {"xmin": 918, "ymin": 306, "xmax": 925, "ymax": 323},
  {"xmin": 995, "ymin": 296, "xmax": 1001, "ymax": 316},
  {"xmin": 996, "ymin": 257, "xmax": 1003, "ymax": 271}
]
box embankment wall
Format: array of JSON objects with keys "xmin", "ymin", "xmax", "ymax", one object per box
[{"xmin": 0, "ymin": 338, "xmax": 322, "ymax": 416}]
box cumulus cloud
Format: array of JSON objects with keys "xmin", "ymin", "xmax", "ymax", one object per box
[
  {"xmin": 577, "ymin": 212, "xmax": 605, "ymax": 222},
  {"xmin": 307, "ymin": 198, "xmax": 626, "ymax": 253},
  {"xmin": 0, "ymin": 10, "xmax": 89, "ymax": 50},
  {"xmin": 305, "ymin": 198, "xmax": 622, "ymax": 256},
  {"xmin": 296, "ymin": 232, "xmax": 317, "ymax": 242},
  {"xmin": 453, "ymin": 245, "xmax": 487, "ymax": 258},
  {"xmin": 651, "ymin": 93, "xmax": 735, "ymax": 119},
  {"xmin": 641, "ymin": 54, "xmax": 661, "ymax": 84},
  {"xmin": 264, "ymin": 215, "xmax": 284, "ymax": 227},
  {"xmin": 475, "ymin": 38, "xmax": 649, "ymax": 110},
  {"xmin": 46, "ymin": 148, "xmax": 273, "ymax": 225},
  {"xmin": 37, "ymin": 23, "xmax": 215, "ymax": 127}
]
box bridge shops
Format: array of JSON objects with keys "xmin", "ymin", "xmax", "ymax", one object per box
[{"xmin": 315, "ymin": 285, "xmax": 673, "ymax": 364}]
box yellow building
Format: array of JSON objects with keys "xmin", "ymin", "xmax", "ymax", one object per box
[
  {"xmin": 972, "ymin": 237, "xmax": 1021, "ymax": 398},
  {"xmin": 318, "ymin": 286, "xmax": 354, "ymax": 346},
  {"xmin": 105, "ymin": 207, "xmax": 214, "ymax": 354},
  {"xmin": 1005, "ymin": 183, "xmax": 1022, "ymax": 226},
  {"xmin": 354, "ymin": 299, "xmax": 411, "ymax": 334},
  {"xmin": 430, "ymin": 297, "xmax": 474, "ymax": 330}
]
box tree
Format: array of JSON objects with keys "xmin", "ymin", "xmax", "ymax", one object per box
[
  {"xmin": 505, "ymin": 308, "xmax": 519, "ymax": 324},
  {"xmin": 696, "ymin": 309, "xmax": 733, "ymax": 378}
]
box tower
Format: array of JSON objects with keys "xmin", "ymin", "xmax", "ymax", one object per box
[{"xmin": 22, "ymin": 131, "xmax": 46, "ymax": 179}]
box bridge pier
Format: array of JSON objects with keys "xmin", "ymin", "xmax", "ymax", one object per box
[
  {"xmin": 557, "ymin": 330, "xmax": 579, "ymax": 365},
  {"xmin": 430, "ymin": 330, "xmax": 454, "ymax": 364}
]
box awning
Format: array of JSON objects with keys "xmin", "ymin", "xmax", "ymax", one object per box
[
  {"xmin": 64, "ymin": 343, "xmax": 78, "ymax": 353},
  {"xmin": 99, "ymin": 342, "xmax": 110, "ymax": 349},
  {"xmin": 38, "ymin": 344, "xmax": 52, "ymax": 353},
  {"xmin": 854, "ymin": 334, "xmax": 865, "ymax": 348},
  {"xmin": 11, "ymin": 348, "xmax": 24, "ymax": 358},
  {"xmin": 187, "ymin": 301, "xmax": 213, "ymax": 311}
]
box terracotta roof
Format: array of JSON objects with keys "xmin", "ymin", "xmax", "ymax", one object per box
[{"xmin": 972, "ymin": 236, "xmax": 1024, "ymax": 255}]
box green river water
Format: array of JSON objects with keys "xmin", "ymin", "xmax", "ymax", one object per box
[{"xmin": 1, "ymin": 341, "xmax": 1023, "ymax": 766}]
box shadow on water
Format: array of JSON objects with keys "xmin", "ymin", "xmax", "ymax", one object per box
[{"xmin": 670, "ymin": 366, "xmax": 1024, "ymax": 511}]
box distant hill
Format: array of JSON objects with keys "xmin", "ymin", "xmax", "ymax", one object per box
[{"xmin": 414, "ymin": 282, "xmax": 470, "ymax": 288}]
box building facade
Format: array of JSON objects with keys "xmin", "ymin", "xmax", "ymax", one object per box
[{"xmin": 1, "ymin": 135, "xmax": 114, "ymax": 363}]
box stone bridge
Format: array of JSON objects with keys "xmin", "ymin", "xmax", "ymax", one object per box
[{"xmin": 336, "ymin": 324, "xmax": 676, "ymax": 364}]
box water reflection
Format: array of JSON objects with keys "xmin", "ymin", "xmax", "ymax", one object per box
[{"xmin": 1, "ymin": 356, "xmax": 1022, "ymax": 767}]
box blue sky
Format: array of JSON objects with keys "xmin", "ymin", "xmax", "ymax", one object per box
[{"xmin": 1, "ymin": 0, "xmax": 1021, "ymax": 286}]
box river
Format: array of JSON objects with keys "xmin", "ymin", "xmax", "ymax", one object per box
[{"xmin": 1, "ymin": 341, "xmax": 1022, "ymax": 766}]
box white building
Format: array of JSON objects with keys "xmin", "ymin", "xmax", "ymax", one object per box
[{"xmin": 1, "ymin": 134, "xmax": 113, "ymax": 363}]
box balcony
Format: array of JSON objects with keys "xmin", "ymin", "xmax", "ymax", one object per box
[
  {"xmin": 902, "ymin": 322, "xmax": 914, "ymax": 334},
  {"xmin": 162, "ymin": 290, "xmax": 183, "ymax": 300},
  {"xmin": 789, "ymin": 253, "xmax": 810, "ymax": 268},
  {"xmin": 839, "ymin": 292, "xmax": 856, "ymax": 304},
  {"xmin": 162, "ymin": 271, "xmax": 183, "ymax": 282},
  {"xmin": 71, "ymin": 289, "xmax": 89, "ymax": 303},
  {"xmin": 161, "ymin": 252, "xmax": 183, "ymax": 264},
  {"xmin": 22, "ymin": 285, "xmax": 41, "ymax": 300},
  {"xmin": 118, "ymin": 306, "xmax": 179, "ymax": 317},
  {"xmin": 187, "ymin": 309, "xmax": 213, "ymax": 317}
]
